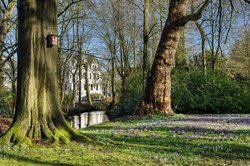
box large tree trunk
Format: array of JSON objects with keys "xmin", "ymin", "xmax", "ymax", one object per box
[
  {"xmin": 0, "ymin": 0, "xmax": 89, "ymax": 145},
  {"xmin": 134, "ymin": 0, "xmax": 209, "ymax": 115}
]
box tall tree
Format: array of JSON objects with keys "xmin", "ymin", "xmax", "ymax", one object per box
[
  {"xmin": 69, "ymin": 59, "xmax": 79, "ymax": 108},
  {"xmin": 175, "ymin": 30, "xmax": 187, "ymax": 68},
  {"xmin": 0, "ymin": 0, "xmax": 89, "ymax": 145},
  {"xmin": 132, "ymin": 1, "xmax": 137, "ymax": 70},
  {"xmin": 150, "ymin": 0, "xmax": 158, "ymax": 62},
  {"xmin": 94, "ymin": 0, "xmax": 117, "ymax": 107},
  {"xmin": 0, "ymin": 0, "xmax": 16, "ymax": 90},
  {"xmin": 230, "ymin": 29, "xmax": 250, "ymax": 77},
  {"xmin": 58, "ymin": 10, "xmax": 74, "ymax": 104},
  {"xmin": 134, "ymin": 0, "xmax": 209, "ymax": 115},
  {"xmin": 76, "ymin": 13, "xmax": 83, "ymax": 103},
  {"xmin": 84, "ymin": 61, "xmax": 92, "ymax": 105},
  {"xmin": 113, "ymin": 0, "xmax": 132, "ymax": 101},
  {"xmin": 203, "ymin": 0, "xmax": 233, "ymax": 70},
  {"xmin": 143, "ymin": 0, "xmax": 149, "ymax": 88}
]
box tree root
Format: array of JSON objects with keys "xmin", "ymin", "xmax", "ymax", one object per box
[
  {"xmin": 134, "ymin": 100, "xmax": 175, "ymax": 116},
  {"xmin": 0, "ymin": 122, "xmax": 92, "ymax": 146},
  {"xmin": 62, "ymin": 122, "xmax": 92, "ymax": 143},
  {"xmin": 0, "ymin": 126, "xmax": 32, "ymax": 146}
]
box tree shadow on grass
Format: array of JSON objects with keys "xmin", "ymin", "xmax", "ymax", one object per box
[
  {"xmin": 85, "ymin": 124, "xmax": 250, "ymax": 137},
  {"xmin": 84, "ymin": 131, "xmax": 250, "ymax": 162},
  {"xmin": 85, "ymin": 115, "xmax": 250, "ymax": 132},
  {"xmin": 153, "ymin": 126, "xmax": 250, "ymax": 135},
  {"xmin": 0, "ymin": 151, "xmax": 74, "ymax": 166},
  {"xmin": 82, "ymin": 115, "xmax": 250, "ymax": 162}
]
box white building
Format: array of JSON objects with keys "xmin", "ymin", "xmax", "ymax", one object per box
[
  {"xmin": 2, "ymin": 56, "xmax": 109, "ymax": 101},
  {"xmin": 65, "ymin": 55, "xmax": 109, "ymax": 102}
]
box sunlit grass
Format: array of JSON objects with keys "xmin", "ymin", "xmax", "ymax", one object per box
[{"xmin": 0, "ymin": 114, "xmax": 250, "ymax": 165}]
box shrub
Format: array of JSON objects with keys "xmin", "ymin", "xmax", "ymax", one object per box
[
  {"xmin": 92, "ymin": 101, "xmax": 109, "ymax": 111},
  {"xmin": 90, "ymin": 93, "xmax": 105, "ymax": 100},
  {"xmin": 106, "ymin": 70, "xmax": 143, "ymax": 119},
  {"xmin": 171, "ymin": 69, "xmax": 250, "ymax": 114}
]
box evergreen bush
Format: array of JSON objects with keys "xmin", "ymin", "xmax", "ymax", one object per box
[{"xmin": 171, "ymin": 69, "xmax": 250, "ymax": 114}]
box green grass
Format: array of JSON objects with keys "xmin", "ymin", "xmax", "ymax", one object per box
[{"xmin": 0, "ymin": 114, "xmax": 250, "ymax": 165}]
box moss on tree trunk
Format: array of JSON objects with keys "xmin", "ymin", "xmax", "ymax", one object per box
[{"xmin": 0, "ymin": 0, "xmax": 89, "ymax": 145}]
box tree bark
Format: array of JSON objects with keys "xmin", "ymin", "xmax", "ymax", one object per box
[
  {"xmin": 0, "ymin": 0, "xmax": 89, "ymax": 145},
  {"xmin": 134, "ymin": 0, "xmax": 209, "ymax": 115}
]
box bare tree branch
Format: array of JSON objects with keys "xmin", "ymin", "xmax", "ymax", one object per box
[
  {"xmin": 127, "ymin": 0, "xmax": 143, "ymax": 12},
  {"xmin": 0, "ymin": 48, "xmax": 17, "ymax": 68},
  {"xmin": 224, "ymin": 0, "xmax": 235, "ymax": 44},
  {"xmin": 176, "ymin": 0, "xmax": 210, "ymax": 26},
  {"xmin": 60, "ymin": 47, "xmax": 110, "ymax": 61},
  {"xmin": 1, "ymin": 0, "xmax": 7, "ymax": 10},
  {"xmin": 244, "ymin": 0, "xmax": 250, "ymax": 4},
  {"xmin": 58, "ymin": 0, "xmax": 84, "ymax": 17},
  {"xmin": 148, "ymin": 23, "xmax": 158, "ymax": 37}
]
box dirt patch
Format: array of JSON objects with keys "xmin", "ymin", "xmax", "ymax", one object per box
[{"xmin": 0, "ymin": 117, "xmax": 12, "ymax": 135}]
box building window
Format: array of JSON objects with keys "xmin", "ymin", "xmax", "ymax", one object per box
[
  {"xmin": 96, "ymin": 84, "xmax": 98, "ymax": 90},
  {"xmin": 91, "ymin": 84, "xmax": 93, "ymax": 90},
  {"xmin": 94, "ymin": 73, "xmax": 96, "ymax": 79}
]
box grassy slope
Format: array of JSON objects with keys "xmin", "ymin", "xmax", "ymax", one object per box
[{"xmin": 0, "ymin": 114, "xmax": 250, "ymax": 166}]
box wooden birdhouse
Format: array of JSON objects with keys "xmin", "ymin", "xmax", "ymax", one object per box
[{"xmin": 47, "ymin": 34, "xmax": 58, "ymax": 47}]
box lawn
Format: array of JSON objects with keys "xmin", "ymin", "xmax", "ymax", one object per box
[{"xmin": 0, "ymin": 114, "xmax": 250, "ymax": 166}]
